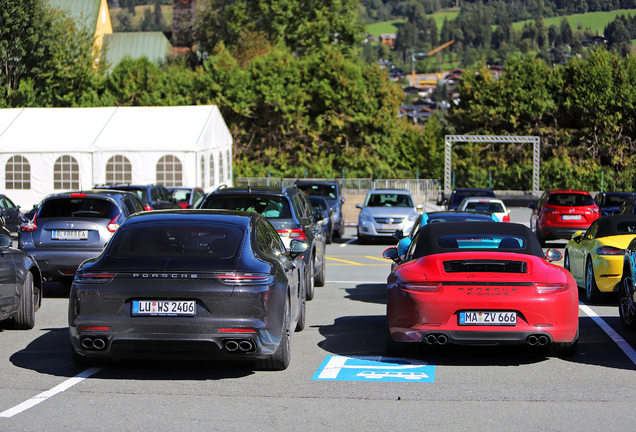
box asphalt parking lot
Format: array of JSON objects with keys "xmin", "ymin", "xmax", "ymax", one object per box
[{"xmin": 2, "ymin": 209, "xmax": 636, "ymax": 431}]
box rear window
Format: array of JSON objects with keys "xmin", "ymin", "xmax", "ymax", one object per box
[
  {"xmin": 450, "ymin": 190, "xmax": 495, "ymax": 206},
  {"xmin": 308, "ymin": 197, "xmax": 328, "ymax": 211},
  {"xmin": 547, "ymin": 193, "xmax": 594, "ymax": 207},
  {"xmin": 429, "ymin": 215, "xmax": 494, "ymax": 223},
  {"xmin": 201, "ymin": 195, "xmax": 292, "ymax": 219},
  {"xmin": 109, "ymin": 224, "xmax": 244, "ymax": 258},
  {"xmin": 366, "ymin": 193, "xmax": 413, "ymax": 208},
  {"xmin": 170, "ymin": 189, "xmax": 190, "ymax": 201},
  {"xmin": 464, "ymin": 202, "xmax": 504, "ymax": 213},
  {"xmin": 616, "ymin": 222, "xmax": 636, "ymax": 234},
  {"xmin": 39, "ymin": 198, "xmax": 120, "ymax": 219},
  {"xmin": 436, "ymin": 234, "xmax": 526, "ymax": 250},
  {"xmin": 296, "ymin": 184, "xmax": 338, "ymax": 200}
]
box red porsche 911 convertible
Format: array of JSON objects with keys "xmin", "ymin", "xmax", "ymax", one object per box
[{"xmin": 383, "ymin": 222, "xmax": 579, "ymax": 357}]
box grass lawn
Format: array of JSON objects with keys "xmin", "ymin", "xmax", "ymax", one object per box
[
  {"xmin": 511, "ymin": 9, "xmax": 636, "ymax": 34},
  {"xmin": 366, "ymin": 9, "xmax": 460, "ymax": 37}
]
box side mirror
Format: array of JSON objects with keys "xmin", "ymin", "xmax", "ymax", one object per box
[
  {"xmin": 545, "ymin": 248, "xmax": 563, "ymax": 262},
  {"xmin": 571, "ymin": 231, "xmax": 583, "ymax": 243},
  {"xmin": 0, "ymin": 234, "xmax": 11, "ymax": 248},
  {"xmin": 313, "ymin": 210, "xmax": 325, "ymax": 221},
  {"xmin": 355, "ymin": 203, "xmax": 362, "ymax": 209},
  {"xmin": 392, "ymin": 230, "xmax": 404, "ymax": 239},
  {"xmin": 289, "ymin": 239, "xmax": 309, "ymax": 257},
  {"xmin": 528, "ymin": 203, "xmax": 535, "ymax": 210},
  {"xmin": 341, "ymin": 197, "xmax": 346, "ymax": 203},
  {"xmin": 383, "ymin": 247, "xmax": 399, "ymax": 261},
  {"xmin": 416, "ymin": 204, "xmax": 423, "ymax": 210}
]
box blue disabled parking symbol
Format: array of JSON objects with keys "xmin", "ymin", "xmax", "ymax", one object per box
[{"xmin": 312, "ymin": 355, "xmax": 435, "ymax": 382}]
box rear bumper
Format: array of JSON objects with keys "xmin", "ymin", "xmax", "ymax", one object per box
[
  {"xmin": 23, "ymin": 249, "xmax": 103, "ymax": 280},
  {"xmin": 540, "ymin": 226, "xmax": 590, "ymax": 241}
]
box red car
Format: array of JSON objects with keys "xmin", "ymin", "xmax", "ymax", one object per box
[
  {"xmin": 383, "ymin": 222, "xmax": 579, "ymax": 357},
  {"xmin": 529, "ymin": 190, "xmax": 600, "ymax": 246}
]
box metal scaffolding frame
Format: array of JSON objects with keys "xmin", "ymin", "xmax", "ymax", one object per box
[{"xmin": 444, "ymin": 135, "xmax": 541, "ymax": 197}]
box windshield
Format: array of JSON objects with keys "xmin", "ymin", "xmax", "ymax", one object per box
[
  {"xmin": 464, "ymin": 201, "xmax": 505, "ymax": 213},
  {"xmin": 110, "ymin": 224, "xmax": 244, "ymax": 258},
  {"xmin": 201, "ymin": 195, "xmax": 292, "ymax": 219},
  {"xmin": 436, "ymin": 234, "xmax": 526, "ymax": 250},
  {"xmin": 365, "ymin": 193, "xmax": 413, "ymax": 208}
]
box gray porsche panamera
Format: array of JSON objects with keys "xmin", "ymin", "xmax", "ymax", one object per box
[{"xmin": 68, "ymin": 210, "xmax": 308, "ymax": 370}]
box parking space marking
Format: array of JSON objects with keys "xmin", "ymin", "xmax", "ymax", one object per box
[
  {"xmin": 579, "ymin": 303, "xmax": 636, "ymax": 365},
  {"xmin": 365, "ymin": 255, "xmax": 389, "ymax": 262},
  {"xmin": 326, "ymin": 257, "xmax": 364, "ymax": 265},
  {"xmin": 312, "ymin": 355, "xmax": 435, "ymax": 382},
  {"xmin": 0, "ymin": 367, "xmax": 102, "ymax": 418}
]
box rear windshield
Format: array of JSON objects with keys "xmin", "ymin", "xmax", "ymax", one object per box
[
  {"xmin": 436, "ymin": 234, "xmax": 526, "ymax": 250},
  {"xmin": 110, "ymin": 224, "xmax": 244, "ymax": 258},
  {"xmin": 616, "ymin": 222, "xmax": 636, "ymax": 234},
  {"xmin": 450, "ymin": 190, "xmax": 495, "ymax": 206},
  {"xmin": 547, "ymin": 193, "xmax": 594, "ymax": 206},
  {"xmin": 296, "ymin": 184, "xmax": 338, "ymax": 200},
  {"xmin": 366, "ymin": 193, "xmax": 413, "ymax": 208},
  {"xmin": 308, "ymin": 197, "xmax": 328, "ymax": 211},
  {"xmin": 39, "ymin": 198, "xmax": 120, "ymax": 219},
  {"xmin": 464, "ymin": 201, "xmax": 504, "ymax": 213},
  {"xmin": 429, "ymin": 215, "xmax": 494, "ymax": 223},
  {"xmin": 201, "ymin": 195, "xmax": 292, "ymax": 219},
  {"xmin": 170, "ymin": 189, "xmax": 190, "ymax": 201}
]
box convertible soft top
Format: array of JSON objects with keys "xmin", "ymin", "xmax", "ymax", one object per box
[
  {"xmin": 592, "ymin": 214, "xmax": 636, "ymax": 238},
  {"xmin": 413, "ymin": 221, "xmax": 545, "ymax": 259}
]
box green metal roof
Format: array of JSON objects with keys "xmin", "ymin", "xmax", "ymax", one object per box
[
  {"xmin": 102, "ymin": 32, "xmax": 172, "ymax": 70},
  {"xmin": 48, "ymin": 0, "xmax": 101, "ymax": 32}
]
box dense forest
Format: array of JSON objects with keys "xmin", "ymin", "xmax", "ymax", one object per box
[{"xmin": 1, "ymin": 0, "xmax": 636, "ymax": 191}]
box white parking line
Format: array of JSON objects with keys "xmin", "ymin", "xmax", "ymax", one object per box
[
  {"xmin": 579, "ymin": 303, "xmax": 636, "ymax": 365},
  {"xmin": 0, "ymin": 367, "xmax": 102, "ymax": 418},
  {"xmin": 339, "ymin": 238, "xmax": 357, "ymax": 248}
]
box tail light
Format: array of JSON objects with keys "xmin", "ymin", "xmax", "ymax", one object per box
[
  {"xmin": 70, "ymin": 193, "xmax": 87, "ymax": 197},
  {"xmin": 21, "ymin": 213, "xmax": 37, "ymax": 232},
  {"xmin": 597, "ymin": 246, "xmax": 624, "ymax": 256},
  {"xmin": 144, "ymin": 204, "xmax": 154, "ymax": 211},
  {"xmin": 217, "ymin": 273, "xmax": 272, "ymax": 285},
  {"xmin": 107, "ymin": 214, "xmax": 121, "ymax": 233},
  {"xmin": 534, "ymin": 283, "xmax": 569, "ymax": 293},
  {"xmin": 78, "ymin": 326, "xmax": 110, "ymax": 331},
  {"xmin": 75, "ymin": 272, "xmax": 116, "ymax": 284},
  {"xmin": 277, "ymin": 228, "xmax": 306, "ymax": 240},
  {"xmin": 503, "ymin": 214, "xmax": 511, "ymax": 222},
  {"xmin": 402, "ymin": 282, "xmax": 441, "ymax": 292},
  {"xmin": 218, "ymin": 328, "xmax": 256, "ymax": 333}
]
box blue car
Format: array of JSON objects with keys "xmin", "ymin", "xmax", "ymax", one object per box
[{"xmin": 396, "ymin": 211, "xmax": 498, "ymax": 257}]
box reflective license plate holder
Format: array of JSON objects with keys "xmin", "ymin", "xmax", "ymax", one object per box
[
  {"xmin": 132, "ymin": 300, "xmax": 196, "ymax": 316},
  {"xmin": 459, "ymin": 311, "xmax": 516, "ymax": 326},
  {"xmin": 562, "ymin": 215, "xmax": 581, "ymax": 220},
  {"xmin": 51, "ymin": 230, "xmax": 88, "ymax": 240}
]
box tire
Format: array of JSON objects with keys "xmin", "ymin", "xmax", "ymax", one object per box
[
  {"xmin": 619, "ymin": 276, "xmax": 636, "ymax": 331},
  {"xmin": 71, "ymin": 346, "xmax": 113, "ymax": 367},
  {"xmin": 258, "ymin": 296, "xmax": 291, "ymax": 371},
  {"xmin": 550, "ymin": 326, "xmax": 579, "ymax": 357},
  {"xmin": 584, "ymin": 258, "xmax": 602, "ymax": 303},
  {"xmin": 13, "ymin": 272, "xmax": 35, "ymax": 330},
  {"xmin": 305, "ymin": 263, "xmax": 315, "ymax": 301},
  {"xmin": 326, "ymin": 227, "xmax": 333, "ymax": 244},
  {"xmin": 295, "ymin": 281, "xmax": 306, "ymax": 332},
  {"xmin": 314, "ymin": 258, "xmax": 326, "ymax": 287},
  {"xmin": 357, "ymin": 228, "xmax": 367, "ymax": 244},
  {"xmin": 564, "ymin": 251, "xmax": 570, "ymax": 272}
]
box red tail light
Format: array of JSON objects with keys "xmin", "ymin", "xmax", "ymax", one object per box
[
  {"xmin": 217, "ymin": 273, "xmax": 272, "ymax": 285},
  {"xmin": 75, "ymin": 272, "xmax": 116, "ymax": 284},
  {"xmin": 402, "ymin": 282, "xmax": 441, "ymax": 292},
  {"xmin": 144, "ymin": 204, "xmax": 154, "ymax": 211},
  {"xmin": 503, "ymin": 214, "xmax": 510, "ymax": 222},
  {"xmin": 597, "ymin": 246, "xmax": 624, "ymax": 256},
  {"xmin": 218, "ymin": 328, "xmax": 256, "ymax": 333},
  {"xmin": 21, "ymin": 213, "xmax": 37, "ymax": 232},
  {"xmin": 107, "ymin": 214, "xmax": 121, "ymax": 233},
  {"xmin": 78, "ymin": 326, "xmax": 110, "ymax": 331},
  {"xmin": 276, "ymin": 228, "xmax": 306, "ymax": 240},
  {"xmin": 70, "ymin": 193, "xmax": 86, "ymax": 197},
  {"xmin": 534, "ymin": 283, "xmax": 569, "ymax": 293}
]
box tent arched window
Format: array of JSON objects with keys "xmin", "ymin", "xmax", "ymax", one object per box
[
  {"xmin": 156, "ymin": 155, "xmax": 183, "ymax": 187},
  {"xmin": 106, "ymin": 155, "xmax": 132, "ymax": 184},
  {"xmin": 54, "ymin": 155, "xmax": 80, "ymax": 190},
  {"xmin": 226, "ymin": 149, "xmax": 231, "ymax": 180},
  {"xmin": 219, "ymin": 152, "xmax": 224, "ymax": 183},
  {"xmin": 200, "ymin": 156, "xmax": 205, "ymax": 188},
  {"xmin": 5, "ymin": 155, "xmax": 30, "ymax": 190},
  {"xmin": 209, "ymin": 153, "xmax": 215, "ymax": 187}
]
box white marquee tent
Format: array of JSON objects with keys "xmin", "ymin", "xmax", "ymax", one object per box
[{"xmin": 0, "ymin": 105, "xmax": 233, "ymax": 209}]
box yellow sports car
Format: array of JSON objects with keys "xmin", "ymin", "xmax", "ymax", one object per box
[{"xmin": 565, "ymin": 215, "xmax": 636, "ymax": 303}]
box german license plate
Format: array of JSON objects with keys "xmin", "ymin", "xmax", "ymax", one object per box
[
  {"xmin": 381, "ymin": 224, "xmax": 400, "ymax": 230},
  {"xmin": 562, "ymin": 215, "xmax": 581, "ymax": 220},
  {"xmin": 52, "ymin": 230, "xmax": 88, "ymax": 240},
  {"xmin": 459, "ymin": 311, "xmax": 516, "ymax": 326},
  {"xmin": 132, "ymin": 300, "xmax": 196, "ymax": 316}
]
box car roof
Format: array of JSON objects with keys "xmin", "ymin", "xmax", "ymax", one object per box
[
  {"xmin": 212, "ymin": 186, "xmax": 298, "ymax": 195},
  {"xmin": 547, "ymin": 190, "xmax": 591, "ymax": 195},
  {"xmin": 44, "ymin": 190, "xmax": 133, "ymax": 200},
  {"xmin": 592, "ymin": 214, "xmax": 636, "ymax": 238},
  {"xmin": 453, "ymin": 188, "xmax": 494, "ymax": 192},
  {"xmin": 413, "ymin": 221, "xmax": 544, "ymax": 258},
  {"xmin": 295, "ymin": 180, "xmax": 338, "ymax": 185},
  {"xmin": 124, "ymin": 209, "xmax": 257, "ymax": 227},
  {"xmin": 366, "ymin": 189, "xmax": 411, "ymax": 194},
  {"xmin": 460, "ymin": 197, "xmax": 505, "ymax": 203}
]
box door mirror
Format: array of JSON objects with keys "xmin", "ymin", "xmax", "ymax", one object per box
[
  {"xmin": 571, "ymin": 231, "xmax": 584, "ymax": 243},
  {"xmin": 355, "ymin": 203, "xmax": 362, "ymax": 209},
  {"xmin": 290, "ymin": 239, "xmax": 309, "ymax": 256},
  {"xmin": 545, "ymin": 248, "xmax": 563, "ymax": 262},
  {"xmin": 383, "ymin": 247, "xmax": 399, "ymax": 260}
]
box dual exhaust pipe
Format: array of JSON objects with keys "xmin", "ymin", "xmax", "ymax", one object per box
[
  {"xmin": 223, "ymin": 339, "xmax": 256, "ymax": 354},
  {"xmin": 425, "ymin": 334, "xmax": 448, "ymax": 345},
  {"xmin": 527, "ymin": 335, "xmax": 550, "ymax": 346},
  {"xmin": 80, "ymin": 336, "xmax": 107, "ymax": 350}
]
